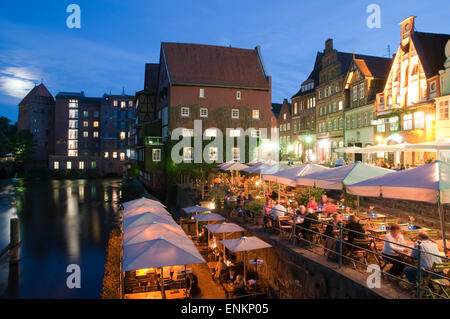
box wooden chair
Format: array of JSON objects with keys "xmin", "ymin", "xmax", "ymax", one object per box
[
  {"xmin": 277, "ymin": 216, "xmax": 292, "ymax": 240},
  {"xmin": 420, "ymin": 262, "xmax": 450, "ymax": 299},
  {"xmin": 307, "ymin": 223, "xmax": 323, "ymax": 246},
  {"xmin": 348, "ymin": 238, "xmax": 372, "ymax": 270}
]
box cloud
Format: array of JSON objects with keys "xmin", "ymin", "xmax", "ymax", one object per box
[{"xmin": 0, "ymin": 66, "xmax": 40, "ymax": 99}]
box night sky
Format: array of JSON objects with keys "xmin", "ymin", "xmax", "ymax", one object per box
[{"xmin": 0, "ymin": 0, "xmax": 448, "ymax": 122}]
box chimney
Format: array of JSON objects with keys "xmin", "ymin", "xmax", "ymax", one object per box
[{"xmin": 325, "ymin": 38, "xmax": 333, "ymax": 52}]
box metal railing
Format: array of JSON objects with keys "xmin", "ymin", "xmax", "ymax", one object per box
[{"xmin": 235, "ymin": 204, "xmax": 450, "ymax": 299}]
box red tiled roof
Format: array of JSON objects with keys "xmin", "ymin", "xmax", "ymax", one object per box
[
  {"xmin": 19, "ymin": 83, "xmax": 54, "ymax": 106},
  {"xmin": 161, "ymin": 42, "xmax": 269, "ymax": 90}
]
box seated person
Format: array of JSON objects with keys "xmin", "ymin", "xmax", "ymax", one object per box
[
  {"xmin": 346, "ymin": 215, "xmax": 366, "ymax": 246},
  {"xmin": 233, "ymin": 273, "xmax": 245, "ymax": 293},
  {"xmin": 403, "ymin": 231, "xmax": 443, "ymax": 285},
  {"xmin": 295, "ymin": 205, "xmax": 306, "ymax": 218},
  {"xmin": 297, "ymin": 208, "xmax": 318, "ymax": 239},
  {"xmin": 323, "ymin": 213, "xmax": 342, "ymax": 238},
  {"xmin": 307, "ymin": 197, "xmax": 318, "ymax": 211},
  {"xmin": 269, "ymin": 202, "xmax": 287, "ymax": 220},
  {"xmin": 318, "ymin": 194, "xmax": 328, "ymax": 210},
  {"xmin": 322, "ymin": 199, "xmax": 337, "ymax": 216},
  {"xmin": 381, "ymin": 224, "xmax": 408, "ymax": 277},
  {"xmin": 214, "ymin": 256, "xmax": 228, "ymax": 281}
]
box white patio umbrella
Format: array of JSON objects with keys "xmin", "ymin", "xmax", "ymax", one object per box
[
  {"xmin": 182, "ymin": 205, "xmax": 211, "ymax": 214},
  {"xmin": 193, "ymin": 213, "xmax": 226, "ymax": 222},
  {"xmin": 219, "ymin": 236, "xmax": 272, "ymax": 284},
  {"xmin": 205, "ymin": 222, "xmax": 246, "ymax": 234},
  {"xmin": 123, "ymin": 222, "xmax": 186, "ymax": 246},
  {"xmin": 122, "ymin": 237, "xmax": 206, "ymax": 298},
  {"xmin": 122, "ymin": 197, "xmax": 166, "ymax": 210},
  {"xmin": 263, "ymin": 163, "xmax": 329, "ymax": 187},
  {"xmin": 123, "ymin": 212, "xmax": 177, "ymax": 231},
  {"xmin": 222, "ymin": 162, "xmax": 249, "ymax": 171},
  {"xmin": 347, "ymin": 160, "xmax": 450, "ymax": 253},
  {"xmin": 334, "ymin": 146, "xmax": 363, "ymax": 154},
  {"xmin": 218, "ymin": 161, "xmax": 236, "ymax": 169},
  {"xmin": 241, "ymin": 162, "xmax": 268, "ymax": 173},
  {"xmin": 296, "ymin": 162, "xmax": 392, "ymax": 190},
  {"xmin": 296, "ymin": 162, "xmax": 392, "ymax": 213},
  {"xmin": 123, "ymin": 204, "xmax": 171, "ymax": 218},
  {"xmin": 247, "ymin": 159, "xmax": 263, "ymax": 166}
]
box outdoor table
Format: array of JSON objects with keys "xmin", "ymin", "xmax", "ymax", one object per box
[
  {"xmin": 361, "ymin": 213, "xmax": 386, "ymax": 220},
  {"xmin": 124, "ymin": 290, "xmax": 162, "ymax": 299},
  {"xmin": 165, "ymin": 288, "xmax": 188, "ymax": 299}
]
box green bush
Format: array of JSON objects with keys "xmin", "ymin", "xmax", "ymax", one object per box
[{"xmin": 294, "ymin": 187, "xmax": 324, "ymax": 206}]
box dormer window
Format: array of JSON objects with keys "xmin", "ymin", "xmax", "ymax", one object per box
[{"xmin": 236, "ymin": 91, "xmax": 241, "ymax": 100}]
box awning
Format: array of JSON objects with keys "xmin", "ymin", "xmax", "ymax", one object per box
[{"xmin": 122, "ymin": 197, "xmax": 166, "ymax": 210}]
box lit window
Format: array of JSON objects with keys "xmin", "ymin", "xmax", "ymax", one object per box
[
  {"xmin": 181, "ymin": 107, "xmax": 189, "ymax": 117},
  {"xmin": 236, "ymin": 91, "xmax": 241, "ymax": 100},
  {"xmin": 120, "ymin": 101, "xmax": 126, "ymax": 108},
  {"xmin": 403, "ymin": 114, "xmax": 413, "ymax": 130},
  {"xmin": 205, "ymin": 128, "xmax": 217, "ymax": 137},
  {"xmin": 338, "ymin": 101, "xmax": 343, "ymax": 110},
  {"xmin": 414, "ymin": 112, "xmax": 424, "ymax": 129},
  {"xmin": 251, "ymin": 129, "xmax": 261, "ymax": 138},
  {"xmin": 113, "ymin": 152, "xmax": 118, "ymax": 159},
  {"xmin": 68, "ymin": 129, "xmax": 78, "ymax": 139},
  {"xmin": 229, "ymin": 129, "xmax": 241, "ymax": 137},
  {"xmin": 377, "ymin": 124, "xmax": 385, "ymax": 133},
  {"xmin": 79, "ymin": 161, "xmax": 84, "ymax": 169},
  {"xmin": 113, "ymin": 100, "xmax": 118, "ymax": 107},
  {"xmin": 359, "ymin": 83, "xmax": 365, "ymax": 99},
  {"xmin": 231, "ymin": 109, "xmax": 239, "ymax": 119},
  {"xmin": 252, "ymin": 109, "xmax": 260, "ymax": 119},
  {"xmin": 69, "ymin": 120, "xmax": 78, "ymax": 128},
  {"xmin": 53, "ymin": 161, "xmax": 59, "ymax": 170},
  {"xmin": 93, "ymin": 121, "xmax": 99, "ymax": 127},
  {"xmin": 439, "ymin": 101, "xmax": 449, "ymax": 119},
  {"xmin": 104, "ymin": 152, "xmax": 109, "ymax": 158},
  {"xmin": 68, "ymin": 99, "xmax": 78, "ymax": 108},
  {"xmin": 199, "ymin": 88, "xmax": 205, "ymax": 98},
  {"xmin": 67, "ymin": 161, "xmax": 72, "ymax": 169},
  {"xmin": 232, "ymin": 147, "xmax": 240, "ymax": 161},
  {"xmin": 128, "ymin": 101, "xmax": 133, "ymax": 107},
  {"xmin": 93, "ymin": 131, "xmax": 99, "ymax": 138},
  {"xmin": 352, "ymin": 86, "xmax": 358, "ymax": 101},
  {"xmin": 83, "ymin": 111, "xmax": 89, "ymax": 117},
  {"xmin": 83, "ymin": 121, "xmax": 89, "ymax": 127},
  {"xmin": 83, "ymin": 131, "xmax": 88, "ymax": 137},
  {"xmin": 120, "ymin": 152, "xmax": 125, "ymax": 161},
  {"xmin": 208, "ymin": 147, "xmax": 218, "ymax": 161},
  {"xmin": 120, "ymin": 131, "xmax": 126, "ymax": 140},
  {"xmin": 152, "ymin": 149, "xmax": 161, "ymax": 162},
  {"xmin": 183, "ymin": 147, "xmax": 193, "ymax": 161},
  {"xmin": 200, "ymin": 108, "xmax": 208, "ymax": 118},
  {"xmin": 68, "ymin": 150, "xmax": 78, "ymax": 157},
  {"xmin": 68, "ymin": 140, "xmax": 78, "ymax": 149},
  {"xmin": 69, "ymin": 110, "xmax": 78, "ymax": 118},
  {"xmin": 91, "ymin": 161, "xmax": 96, "ymax": 169}
]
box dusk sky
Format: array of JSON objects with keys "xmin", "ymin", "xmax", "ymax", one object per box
[{"xmin": 0, "ymin": 0, "xmax": 448, "ymax": 122}]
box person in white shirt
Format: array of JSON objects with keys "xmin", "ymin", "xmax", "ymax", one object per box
[
  {"xmin": 270, "ymin": 202, "xmax": 286, "ymax": 220},
  {"xmin": 403, "ymin": 231, "xmax": 444, "ymax": 285},
  {"xmin": 381, "ymin": 224, "xmax": 408, "ymax": 277}
]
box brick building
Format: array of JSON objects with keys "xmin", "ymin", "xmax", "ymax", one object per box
[
  {"xmin": 48, "ymin": 91, "xmax": 135, "ymax": 175},
  {"xmin": 277, "ymin": 99, "xmax": 291, "ymax": 159},
  {"xmin": 133, "ymin": 42, "xmax": 273, "ymax": 189},
  {"xmin": 17, "ymin": 83, "xmax": 55, "ymax": 164}
]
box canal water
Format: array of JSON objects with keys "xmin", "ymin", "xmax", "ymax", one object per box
[{"xmin": 0, "ymin": 178, "xmax": 122, "ymax": 298}]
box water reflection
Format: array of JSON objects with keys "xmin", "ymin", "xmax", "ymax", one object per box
[{"xmin": 0, "ymin": 178, "xmax": 122, "ymax": 298}]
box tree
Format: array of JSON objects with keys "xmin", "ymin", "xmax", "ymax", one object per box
[
  {"xmin": 0, "ymin": 117, "xmax": 17, "ymax": 156},
  {"xmin": 8, "ymin": 130, "xmax": 35, "ymax": 171}
]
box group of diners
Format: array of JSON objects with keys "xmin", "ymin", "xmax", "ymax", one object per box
[{"xmin": 261, "ymin": 194, "xmax": 448, "ymax": 287}]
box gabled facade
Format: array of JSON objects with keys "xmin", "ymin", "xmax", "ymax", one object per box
[
  {"xmin": 435, "ymin": 39, "xmax": 450, "ymax": 159},
  {"xmin": 375, "ymin": 16, "xmax": 450, "ymax": 165},
  {"xmin": 18, "ymin": 83, "xmax": 55, "ymax": 164},
  {"xmin": 291, "ymin": 52, "xmax": 322, "ymax": 162},
  {"xmin": 343, "ymin": 55, "xmax": 392, "ymax": 161},
  {"xmin": 277, "ymin": 99, "xmax": 291, "ymax": 158}
]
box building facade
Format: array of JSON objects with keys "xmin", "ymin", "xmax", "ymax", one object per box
[
  {"xmin": 343, "ymin": 55, "xmax": 392, "ymax": 161},
  {"xmin": 291, "ymin": 53, "xmax": 321, "ymax": 162},
  {"xmin": 278, "ymin": 99, "xmax": 291, "ymax": 159},
  {"xmin": 375, "ymin": 16, "xmax": 450, "ymax": 165},
  {"xmin": 49, "ymin": 91, "xmax": 136, "ymax": 175},
  {"xmin": 133, "ymin": 42, "xmax": 273, "ymax": 189},
  {"xmin": 17, "ymin": 83, "xmax": 55, "ymax": 164}
]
